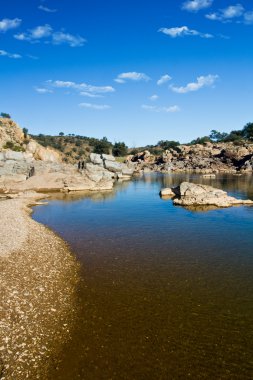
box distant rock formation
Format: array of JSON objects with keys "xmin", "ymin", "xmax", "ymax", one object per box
[{"xmin": 129, "ymin": 142, "xmax": 253, "ymax": 174}]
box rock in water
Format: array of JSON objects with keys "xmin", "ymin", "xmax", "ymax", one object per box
[
  {"xmin": 173, "ymin": 182, "xmax": 253, "ymax": 208},
  {"xmin": 160, "ymin": 188, "xmax": 175, "ymax": 197}
]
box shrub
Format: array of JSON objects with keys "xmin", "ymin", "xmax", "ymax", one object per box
[
  {"xmin": 158, "ymin": 140, "xmax": 180, "ymax": 150},
  {"xmin": 112, "ymin": 142, "xmax": 128, "ymax": 157},
  {"xmin": 1, "ymin": 112, "xmax": 11, "ymax": 119}
]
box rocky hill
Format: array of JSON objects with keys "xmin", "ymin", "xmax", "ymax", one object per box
[{"xmin": 128, "ymin": 141, "xmax": 253, "ymax": 174}]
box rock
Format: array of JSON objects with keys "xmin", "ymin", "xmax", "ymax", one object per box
[
  {"xmin": 4, "ymin": 151, "xmax": 24, "ymax": 161},
  {"xmin": 104, "ymin": 160, "xmax": 123, "ymax": 173},
  {"xmin": 101, "ymin": 154, "xmax": 115, "ymax": 162},
  {"xmin": 121, "ymin": 165, "xmax": 134, "ymax": 176},
  {"xmin": 34, "ymin": 146, "xmax": 60, "ymax": 162},
  {"xmin": 160, "ymin": 188, "xmax": 174, "ymax": 197},
  {"xmin": 173, "ymin": 182, "xmax": 253, "ymax": 208},
  {"xmin": 90, "ymin": 153, "xmax": 103, "ymax": 165}
]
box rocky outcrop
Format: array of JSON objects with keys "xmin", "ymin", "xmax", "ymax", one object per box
[
  {"xmin": 172, "ymin": 182, "xmax": 253, "ymax": 208},
  {"xmin": 0, "ymin": 117, "xmax": 24, "ymax": 149},
  {"xmin": 89, "ymin": 153, "xmax": 135, "ymax": 178},
  {"xmin": 130, "ymin": 142, "xmax": 253, "ymax": 174}
]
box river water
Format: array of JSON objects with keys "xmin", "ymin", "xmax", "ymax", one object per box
[{"xmin": 32, "ymin": 173, "xmax": 253, "ymax": 379}]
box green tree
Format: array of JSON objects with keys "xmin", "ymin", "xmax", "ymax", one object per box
[
  {"xmin": 242, "ymin": 122, "xmax": 253, "ymax": 139},
  {"xmin": 93, "ymin": 137, "xmax": 112, "ymax": 154},
  {"xmin": 158, "ymin": 140, "xmax": 180, "ymax": 150},
  {"xmin": 112, "ymin": 142, "xmax": 128, "ymax": 157},
  {"xmin": 23, "ymin": 128, "xmax": 28, "ymax": 138},
  {"xmin": 190, "ymin": 136, "xmax": 211, "ymax": 145},
  {"xmin": 59, "ymin": 132, "xmax": 64, "ymax": 136},
  {"xmin": 209, "ymin": 130, "xmax": 228, "ymax": 142},
  {"xmin": 1, "ymin": 112, "xmax": 11, "ymax": 119}
]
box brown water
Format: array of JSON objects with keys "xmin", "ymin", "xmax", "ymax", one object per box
[{"xmin": 32, "ymin": 173, "xmax": 253, "ymax": 379}]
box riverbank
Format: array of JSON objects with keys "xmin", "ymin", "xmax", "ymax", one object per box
[{"xmin": 0, "ymin": 193, "xmax": 80, "ymax": 380}]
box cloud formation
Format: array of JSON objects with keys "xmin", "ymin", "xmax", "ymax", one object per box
[
  {"xmin": 206, "ymin": 4, "xmax": 249, "ymax": 23},
  {"xmin": 0, "ymin": 49, "xmax": 21, "ymax": 59},
  {"xmin": 157, "ymin": 74, "xmax": 172, "ymax": 85},
  {"xmin": 0, "ymin": 18, "xmax": 21, "ymax": 32},
  {"xmin": 47, "ymin": 80, "xmax": 115, "ymax": 96},
  {"xmin": 142, "ymin": 104, "xmax": 180, "ymax": 113},
  {"xmin": 35, "ymin": 88, "xmax": 53, "ymax": 94},
  {"xmin": 170, "ymin": 74, "xmax": 218, "ymax": 93},
  {"xmin": 115, "ymin": 72, "xmax": 150, "ymax": 83},
  {"xmin": 14, "ymin": 24, "xmax": 86, "ymax": 47},
  {"xmin": 79, "ymin": 103, "xmax": 111, "ymax": 110},
  {"xmin": 182, "ymin": 0, "xmax": 213, "ymax": 12},
  {"xmin": 38, "ymin": 5, "xmax": 57, "ymax": 13},
  {"xmin": 149, "ymin": 94, "xmax": 159, "ymax": 101},
  {"xmin": 159, "ymin": 26, "xmax": 213, "ymax": 38}
]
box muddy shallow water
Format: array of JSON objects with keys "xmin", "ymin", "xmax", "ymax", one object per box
[{"xmin": 32, "ymin": 173, "xmax": 253, "ymax": 379}]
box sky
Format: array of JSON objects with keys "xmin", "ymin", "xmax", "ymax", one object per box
[{"xmin": 1, "ymin": 0, "xmax": 253, "ymax": 146}]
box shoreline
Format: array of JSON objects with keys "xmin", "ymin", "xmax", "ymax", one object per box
[{"xmin": 0, "ymin": 193, "xmax": 80, "ymax": 380}]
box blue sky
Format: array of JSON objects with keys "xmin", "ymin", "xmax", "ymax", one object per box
[{"xmin": 1, "ymin": 0, "xmax": 253, "ymax": 146}]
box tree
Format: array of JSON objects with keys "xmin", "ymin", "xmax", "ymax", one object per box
[
  {"xmin": 242, "ymin": 122, "xmax": 253, "ymax": 139},
  {"xmin": 190, "ymin": 136, "xmax": 211, "ymax": 145},
  {"xmin": 59, "ymin": 132, "xmax": 64, "ymax": 136},
  {"xmin": 209, "ymin": 130, "xmax": 228, "ymax": 142},
  {"xmin": 1, "ymin": 112, "xmax": 11, "ymax": 119},
  {"xmin": 158, "ymin": 140, "xmax": 180, "ymax": 150},
  {"xmin": 93, "ymin": 137, "xmax": 112, "ymax": 154},
  {"xmin": 112, "ymin": 142, "xmax": 128, "ymax": 157},
  {"xmin": 23, "ymin": 128, "xmax": 28, "ymax": 138}
]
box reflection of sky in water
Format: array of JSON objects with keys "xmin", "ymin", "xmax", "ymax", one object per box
[{"xmin": 33, "ymin": 173, "xmax": 253, "ymax": 380}]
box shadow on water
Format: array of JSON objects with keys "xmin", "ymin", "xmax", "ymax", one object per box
[{"xmin": 32, "ymin": 173, "xmax": 253, "ymax": 379}]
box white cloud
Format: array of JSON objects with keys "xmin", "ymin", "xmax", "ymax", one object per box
[
  {"xmin": 114, "ymin": 72, "xmax": 150, "ymax": 83},
  {"xmin": 182, "ymin": 0, "xmax": 213, "ymax": 12},
  {"xmin": 159, "ymin": 26, "xmax": 213, "ymax": 38},
  {"xmin": 170, "ymin": 74, "xmax": 218, "ymax": 94},
  {"xmin": 149, "ymin": 94, "xmax": 159, "ymax": 101},
  {"xmin": 52, "ymin": 32, "xmax": 86, "ymax": 47},
  {"xmin": 157, "ymin": 74, "xmax": 172, "ymax": 85},
  {"xmin": 244, "ymin": 11, "xmax": 253, "ymax": 24},
  {"xmin": 80, "ymin": 92, "xmax": 103, "ymax": 98},
  {"xmin": 206, "ymin": 4, "xmax": 245, "ymax": 22},
  {"xmin": 35, "ymin": 88, "xmax": 53, "ymax": 94},
  {"xmin": 14, "ymin": 24, "xmax": 86, "ymax": 47},
  {"xmin": 0, "ymin": 49, "xmax": 21, "ymax": 59},
  {"xmin": 47, "ymin": 80, "xmax": 115, "ymax": 96},
  {"xmin": 38, "ymin": 5, "xmax": 57, "ymax": 13},
  {"xmin": 142, "ymin": 104, "xmax": 180, "ymax": 113},
  {"xmin": 14, "ymin": 24, "xmax": 53, "ymax": 41},
  {"xmin": 79, "ymin": 103, "xmax": 111, "ymax": 110},
  {"xmin": 0, "ymin": 18, "xmax": 21, "ymax": 32}
]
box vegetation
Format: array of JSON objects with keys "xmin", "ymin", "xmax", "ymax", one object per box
[
  {"xmin": 3, "ymin": 141, "xmax": 25, "ymax": 152},
  {"xmin": 22, "ymin": 128, "xmax": 28, "ymax": 138},
  {"xmin": 158, "ymin": 140, "xmax": 180, "ymax": 150},
  {"xmin": 0, "ymin": 112, "xmax": 11, "ymax": 119},
  {"xmin": 93, "ymin": 137, "xmax": 112, "ymax": 154},
  {"xmin": 112, "ymin": 142, "xmax": 128, "ymax": 157}
]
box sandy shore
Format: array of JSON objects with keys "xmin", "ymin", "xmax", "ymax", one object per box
[{"xmin": 0, "ymin": 193, "xmax": 80, "ymax": 379}]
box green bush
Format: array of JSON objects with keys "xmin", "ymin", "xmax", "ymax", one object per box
[
  {"xmin": 112, "ymin": 142, "xmax": 128, "ymax": 157},
  {"xmin": 1, "ymin": 112, "xmax": 11, "ymax": 119}
]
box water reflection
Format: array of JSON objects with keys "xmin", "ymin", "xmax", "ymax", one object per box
[{"xmin": 32, "ymin": 173, "xmax": 253, "ymax": 380}]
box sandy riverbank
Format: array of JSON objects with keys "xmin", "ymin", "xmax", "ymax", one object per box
[{"xmin": 0, "ymin": 193, "xmax": 80, "ymax": 379}]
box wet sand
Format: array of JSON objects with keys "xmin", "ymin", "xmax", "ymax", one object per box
[{"xmin": 0, "ymin": 194, "xmax": 80, "ymax": 379}]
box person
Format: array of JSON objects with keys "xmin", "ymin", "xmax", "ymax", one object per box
[
  {"xmin": 82, "ymin": 161, "xmax": 85, "ymax": 170},
  {"xmin": 78, "ymin": 161, "xmax": 81, "ymax": 170}
]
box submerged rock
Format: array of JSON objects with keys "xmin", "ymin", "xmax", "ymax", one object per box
[{"xmin": 173, "ymin": 182, "xmax": 253, "ymax": 208}]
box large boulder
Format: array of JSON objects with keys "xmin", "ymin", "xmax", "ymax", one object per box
[
  {"xmin": 90, "ymin": 153, "xmax": 103, "ymax": 165},
  {"xmin": 101, "ymin": 154, "xmax": 115, "ymax": 162},
  {"xmin": 104, "ymin": 160, "xmax": 123, "ymax": 173},
  {"xmin": 173, "ymin": 182, "xmax": 253, "ymax": 208}
]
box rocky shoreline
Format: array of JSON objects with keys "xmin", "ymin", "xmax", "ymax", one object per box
[{"xmin": 0, "ymin": 193, "xmax": 80, "ymax": 380}]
